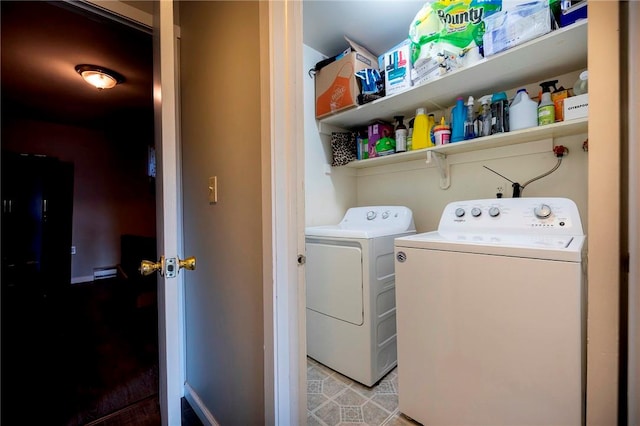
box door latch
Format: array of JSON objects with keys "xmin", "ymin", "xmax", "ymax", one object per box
[{"xmin": 297, "ymin": 254, "xmax": 306, "ymax": 265}]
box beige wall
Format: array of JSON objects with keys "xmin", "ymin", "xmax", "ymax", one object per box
[
  {"xmin": 178, "ymin": 1, "xmax": 265, "ymax": 424},
  {"xmin": 2, "ymin": 118, "xmax": 156, "ymax": 281}
]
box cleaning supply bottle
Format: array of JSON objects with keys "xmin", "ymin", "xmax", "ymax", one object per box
[
  {"xmin": 427, "ymin": 114, "xmax": 436, "ymax": 146},
  {"xmin": 478, "ymin": 95, "xmax": 493, "ymax": 137},
  {"xmin": 407, "ymin": 118, "xmax": 414, "ymax": 151},
  {"xmin": 573, "ymin": 70, "xmax": 588, "ymax": 95},
  {"xmin": 464, "ymin": 95, "xmax": 476, "ymax": 140},
  {"xmin": 412, "ymin": 108, "xmax": 430, "ymax": 150},
  {"xmin": 509, "ymin": 88, "xmax": 538, "ymax": 131},
  {"xmin": 538, "ymin": 80, "xmax": 557, "ymax": 125},
  {"xmin": 490, "ymin": 92, "xmax": 509, "ymax": 134},
  {"xmin": 394, "ymin": 115, "xmax": 407, "ymax": 153},
  {"xmin": 433, "ymin": 117, "xmax": 451, "ymax": 145},
  {"xmin": 451, "ymin": 97, "xmax": 466, "ymax": 142}
]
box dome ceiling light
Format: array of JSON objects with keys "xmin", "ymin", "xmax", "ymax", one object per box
[{"xmin": 75, "ymin": 64, "xmax": 124, "ymax": 90}]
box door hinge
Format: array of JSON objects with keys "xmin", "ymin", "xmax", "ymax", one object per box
[{"xmin": 297, "ymin": 254, "xmax": 306, "ymax": 265}]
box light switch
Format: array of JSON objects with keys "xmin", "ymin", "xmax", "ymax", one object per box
[{"xmin": 208, "ymin": 176, "xmax": 218, "ymax": 204}]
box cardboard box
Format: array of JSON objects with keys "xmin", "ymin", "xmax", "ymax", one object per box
[
  {"xmin": 382, "ymin": 39, "xmax": 412, "ymax": 96},
  {"xmin": 315, "ymin": 37, "xmax": 378, "ymax": 119},
  {"xmin": 552, "ymin": 89, "xmax": 570, "ymax": 122},
  {"xmin": 563, "ymin": 94, "xmax": 589, "ymax": 121},
  {"xmin": 560, "ymin": 0, "xmax": 587, "ymax": 27}
]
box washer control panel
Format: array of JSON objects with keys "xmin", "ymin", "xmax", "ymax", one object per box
[
  {"xmin": 439, "ymin": 198, "xmax": 583, "ymax": 236},
  {"xmin": 340, "ymin": 205, "xmax": 415, "ymax": 230}
]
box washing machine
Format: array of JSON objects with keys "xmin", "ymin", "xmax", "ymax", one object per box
[
  {"xmin": 394, "ymin": 198, "xmax": 586, "ymax": 426},
  {"xmin": 306, "ymin": 206, "xmax": 415, "ymax": 386}
]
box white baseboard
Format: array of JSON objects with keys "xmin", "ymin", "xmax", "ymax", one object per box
[
  {"xmin": 184, "ymin": 383, "xmax": 220, "ymax": 426},
  {"xmin": 71, "ymin": 275, "xmax": 94, "ymax": 284}
]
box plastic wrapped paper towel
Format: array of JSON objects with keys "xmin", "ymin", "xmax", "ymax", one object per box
[{"xmin": 409, "ymin": 0, "xmax": 501, "ymax": 72}]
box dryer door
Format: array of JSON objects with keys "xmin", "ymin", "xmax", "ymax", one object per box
[{"xmin": 306, "ymin": 241, "xmax": 364, "ymax": 325}]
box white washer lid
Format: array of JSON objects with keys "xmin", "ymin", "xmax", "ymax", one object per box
[{"xmin": 395, "ymin": 231, "xmax": 586, "ymax": 262}]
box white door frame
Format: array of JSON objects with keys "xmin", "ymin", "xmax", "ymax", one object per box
[{"xmin": 263, "ymin": 0, "xmax": 306, "ymax": 424}]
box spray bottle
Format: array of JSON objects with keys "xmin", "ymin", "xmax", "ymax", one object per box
[
  {"xmin": 464, "ymin": 95, "xmax": 476, "ymax": 140},
  {"xmin": 491, "ymin": 92, "xmax": 509, "ymax": 134},
  {"xmin": 538, "ymin": 80, "xmax": 558, "ymax": 126},
  {"xmin": 451, "ymin": 97, "xmax": 466, "ymax": 142},
  {"xmin": 478, "ymin": 95, "xmax": 493, "ymax": 137},
  {"xmin": 394, "ymin": 116, "xmax": 407, "ymax": 153}
]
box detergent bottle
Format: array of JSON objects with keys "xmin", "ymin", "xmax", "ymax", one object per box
[
  {"xmin": 509, "ymin": 89, "xmax": 538, "ymax": 131},
  {"xmin": 412, "ymin": 108, "xmax": 430, "ymax": 150},
  {"xmin": 464, "ymin": 96, "xmax": 476, "ymax": 140},
  {"xmin": 427, "ymin": 114, "xmax": 436, "ymax": 146},
  {"xmin": 451, "ymin": 97, "xmax": 466, "ymax": 142}
]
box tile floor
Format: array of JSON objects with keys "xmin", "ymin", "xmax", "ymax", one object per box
[{"xmin": 306, "ymin": 357, "xmax": 421, "ymax": 426}]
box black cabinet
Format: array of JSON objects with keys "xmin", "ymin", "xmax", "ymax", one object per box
[{"xmin": 1, "ymin": 152, "xmax": 74, "ymax": 295}]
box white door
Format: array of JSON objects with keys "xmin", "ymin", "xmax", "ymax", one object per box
[
  {"xmin": 76, "ymin": 1, "xmax": 184, "ymax": 424},
  {"xmin": 153, "ymin": 2, "xmax": 183, "ymax": 424}
]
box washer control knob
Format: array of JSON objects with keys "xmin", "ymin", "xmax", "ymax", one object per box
[
  {"xmin": 489, "ymin": 207, "xmax": 500, "ymax": 217},
  {"xmin": 471, "ymin": 207, "xmax": 482, "ymax": 217},
  {"xmin": 455, "ymin": 208, "xmax": 465, "ymax": 218},
  {"xmin": 534, "ymin": 204, "xmax": 552, "ymax": 219},
  {"xmin": 367, "ymin": 210, "xmax": 377, "ymax": 220},
  {"xmin": 382, "ymin": 210, "xmax": 390, "ymax": 219}
]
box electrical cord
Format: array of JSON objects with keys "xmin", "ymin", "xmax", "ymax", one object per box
[{"xmin": 483, "ymin": 145, "xmax": 569, "ymax": 197}]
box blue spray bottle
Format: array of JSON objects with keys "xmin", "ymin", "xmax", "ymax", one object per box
[{"xmin": 451, "ymin": 97, "xmax": 466, "ymax": 142}]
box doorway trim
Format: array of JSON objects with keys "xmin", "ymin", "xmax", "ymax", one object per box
[{"xmin": 262, "ymin": 0, "xmax": 306, "ymax": 423}]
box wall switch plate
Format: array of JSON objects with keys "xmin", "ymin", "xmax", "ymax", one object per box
[{"xmin": 208, "ymin": 176, "xmax": 218, "ymax": 204}]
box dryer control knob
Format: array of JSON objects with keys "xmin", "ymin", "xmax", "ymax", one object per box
[
  {"xmin": 471, "ymin": 207, "xmax": 482, "ymax": 217},
  {"xmin": 367, "ymin": 211, "xmax": 377, "ymax": 220},
  {"xmin": 455, "ymin": 208, "xmax": 465, "ymax": 218},
  {"xmin": 382, "ymin": 211, "xmax": 390, "ymax": 219},
  {"xmin": 534, "ymin": 204, "xmax": 552, "ymax": 219},
  {"xmin": 489, "ymin": 207, "xmax": 500, "ymax": 217}
]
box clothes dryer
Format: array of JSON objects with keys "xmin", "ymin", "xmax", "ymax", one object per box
[
  {"xmin": 394, "ymin": 198, "xmax": 586, "ymax": 425},
  {"xmin": 306, "ymin": 206, "xmax": 415, "ymax": 386}
]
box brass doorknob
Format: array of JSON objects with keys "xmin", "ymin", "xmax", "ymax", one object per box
[
  {"xmin": 140, "ymin": 256, "xmax": 164, "ymax": 276},
  {"xmin": 178, "ymin": 256, "xmax": 196, "ymax": 271}
]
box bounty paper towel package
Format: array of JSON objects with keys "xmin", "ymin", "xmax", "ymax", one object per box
[{"xmin": 409, "ymin": 0, "xmax": 502, "ymax": 80}]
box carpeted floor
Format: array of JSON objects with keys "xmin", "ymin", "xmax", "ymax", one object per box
[{"xmin": 1, "ymin": 277, "xmax": 160, "ymax": 425}]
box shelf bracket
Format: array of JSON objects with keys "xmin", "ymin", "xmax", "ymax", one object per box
[{"xmin": 426, "ymin": 151, "xmax": 450, "ymax": 190}]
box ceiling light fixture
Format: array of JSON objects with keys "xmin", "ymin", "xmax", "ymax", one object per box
[{"xmin": 75, "ymin": 64, "xmax": 124, "ymax": 90}]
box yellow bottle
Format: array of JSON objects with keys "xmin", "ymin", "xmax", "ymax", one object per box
[
  {"xmin": 426, "ymin": 114, "xmax": 436, "ymax": 146},
  {"xmin": 412, "ymin": 107, "xmax": 430, "ymax": 150}
]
